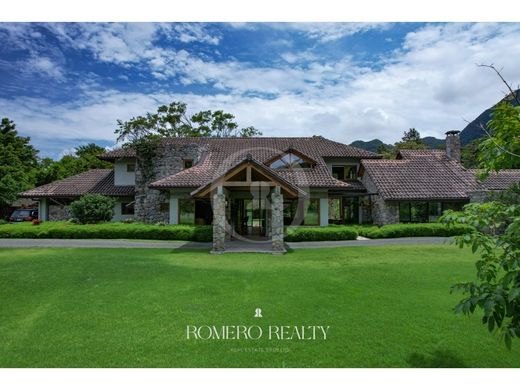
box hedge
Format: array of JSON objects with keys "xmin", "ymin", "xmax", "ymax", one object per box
[
  {"xmin": 285, "ymin": 226, "xmax": 358, "ymax": 242},
  {"xmin": 0, "ymin": 221, "xmax": 473, "ymax": 242},
  {"xmin": 356, "ymin": 223, "xmax": 474, "ymax": 239},
  {"xmin": 0, "ymin": 222, "xmax": 212, "ymax": 242}
]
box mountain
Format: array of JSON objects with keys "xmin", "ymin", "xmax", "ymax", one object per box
[
  {"xmin": 460, "ymin": 89, "xmax": 520, "ymax": 145},
  {"xmin": 350, "ymin": 137, "xmax": 444, "ymax": 153},
  {"xmin": 350, "ymin": 139, "xmax": 391, "ymax": 153},
  {"xmin": 421, "ymin": 136, "xmax": 444, "ymax": 149},
  {"xmin": 350, "ymin": 90, "xmax": 519, "ymax": 153}
]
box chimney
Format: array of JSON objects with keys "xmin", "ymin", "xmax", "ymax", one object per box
[{"xmin": 445, "ymin": 130, "xmax": 461, "ymax": 162}]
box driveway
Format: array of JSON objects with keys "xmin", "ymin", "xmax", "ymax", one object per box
[{"xmin": 0, "ymin": 237, "xmax": 453, "ymax": 250}]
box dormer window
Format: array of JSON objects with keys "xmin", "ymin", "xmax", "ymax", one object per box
[
  {"xmin": 183, "ymin": 159, "xmax": 193, "ymax": 169},
  {"xmin": 268, "ymin": 151, "xmax": 314, "ymax": 170}
]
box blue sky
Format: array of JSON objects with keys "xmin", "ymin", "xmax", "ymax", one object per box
[{"xmin": 1, "ymin": 22, "xmax": 520, "ymax": 158}]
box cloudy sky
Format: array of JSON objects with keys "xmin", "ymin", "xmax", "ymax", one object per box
[{"xmin": 1, "ymin": 22, "xmax": 520, "ymax": 158}]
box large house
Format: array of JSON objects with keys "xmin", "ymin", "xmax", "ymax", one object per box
[{"xmin": 21, "ymin": 131, "xmax": 520, "ymax": 252}]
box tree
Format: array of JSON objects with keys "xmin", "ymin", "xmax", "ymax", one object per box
[
  {"xmin": 0, "ymin": 118, "xmax": 39, "ymax": 218},
  {"xmin": 441, "ymin": 66, "xmax": 520, "ymax": 349},
  {"xmin": 460, "ymin": 139, "xmax": 481, "ymax": 169},
  {"xmin": 35, "ymin": 143, "xmax": 112, "ymax": 186},
  {"xmin": 394, "ymin": 128, "xmax": 428, "ymax": 150},
  {"xmin": 115, "ymin": 101, "xmax": 261, "ymax": 143}
]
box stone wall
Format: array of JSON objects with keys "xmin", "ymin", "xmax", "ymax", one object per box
[
  {"xmin": 49, "ymin": 204, "xmax": 71, "ymax": 221},
  {"xmin": 361, "ymin": 171, "xmax": 399, "ymax": 225},
  {"xmin": 135, "ymin": 143, "xmax": 205, "ymax": 223}
]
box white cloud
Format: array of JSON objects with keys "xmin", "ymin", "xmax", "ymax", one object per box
[
  {"xmin": 272, "ymin": 22, "xmax": 391, "ymax": 42},
  {"xmin": 3, "ymin": 22, "xmax": 520, "ymax": 158},
  {"xmin": 24, "ymin": 56, "xmax": 65, "ymax": 80}
]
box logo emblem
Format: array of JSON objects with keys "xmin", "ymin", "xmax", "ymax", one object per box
[{"xmin": 254, "ymin": 308, "xmax": 262, "ymax": 318}]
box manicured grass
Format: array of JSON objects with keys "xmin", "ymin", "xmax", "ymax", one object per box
[
  {"xmin": 0, "ymin": 245, "xmax": 518, "ymax": 367},
  {"xmin": 0, "ymin": 221, "xmax": 212, "ymax": 242}
]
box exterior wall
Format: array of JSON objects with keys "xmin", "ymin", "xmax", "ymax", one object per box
[
  {"xmin": 114, "ymin": 158, "xmax": 136, "ymax": 186},
  {"xmin": 135, "ymin": 143, "xmax": 205, "ymax": 223},
  {"xmin": 361, "ymin": 171, "xmax": 399, "ymax": 225}
]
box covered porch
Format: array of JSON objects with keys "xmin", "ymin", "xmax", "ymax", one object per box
[{"xmin": 190, "ymin": 155, "xmax": 305, "ymax": 254}]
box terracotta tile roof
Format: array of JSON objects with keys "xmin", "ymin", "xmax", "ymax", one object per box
[
  {"xmin": 19, "ymin": 169, "xmax": 135, "ymax": 198},
  {"xmin": 361, "ymin": 150, "xmax": 482, "ymax": 200},
  {"xmin": 143, "ymin": 136, "xmax": 376, "ymax": 191},
  {"xmin": 99, "ymin": 136, "xmax": 379, "ymax": 161},
  {"xmin": 469, "ymin": 169, "xmax": 520, "ymax": 190}
]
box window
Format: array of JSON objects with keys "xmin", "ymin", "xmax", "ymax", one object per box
[
  {"xmin": 160, "ymin": 203, "xmax": 169, "ymax": 212},
  {"xmin": 121, "ymin": 202, "xmax": 135, "ymax": 215},
  {"xmin": 399, "ymin": 201, "xmax": 438, "ymax": 223},
  {"xmin": 328, "ymin": 198, "xmax": 341, "ymax": 221},
  {"xmin": 126, "ymin": 163, "xmax": 135, "ymax": 172},
  {"xmin": 270, "ymin": 152, "xmax": 312, "ymax": 169},
  {"xmin": 429, "ymin": 202, "xmax": 442, "ymax": 222},
  {"xmin": 283, "ymin": 200, "xmax": 298, "ymax": 225},
  {"xmin": 332, "ymin": 165, "xmax": 357, "ymax": 180},
  {"xmin": 303, "ymin": 199, "xmax": 319, "ymax": 226},
  {"xmin": 179, "ymin": 199, "xmax": 195, "ymax": 224},
  {"xmin": 183, "ymin": 159, "xmax": 193, "ymax": 169},
  {"xmin": 331, "ymin": 166, "xmax": 345, "ymax": 180}
]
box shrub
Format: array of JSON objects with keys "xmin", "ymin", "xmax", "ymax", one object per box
[
  {"xmin": 285, "ymin": 226, "xmax": 357, "ymax": 242},
  {"xmin": 0, "ymin": 219, "xmax": 7, "ymax": 225},
  {"xmin": 69, "ymin": 194, "xmax": 115, "ymax": 224},
  {"xmin": 357, "ymin": 223, "xmax": 474, "ymax": 239}
]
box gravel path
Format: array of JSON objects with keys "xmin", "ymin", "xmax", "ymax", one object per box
[{"xmin": 0, "ymin": 237, "xmax": 453, "ymax": 250}]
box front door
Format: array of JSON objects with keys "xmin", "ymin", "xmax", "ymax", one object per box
[{"xmin": 232, "ymin": 198, "xmax": 267, "ymax": 236}]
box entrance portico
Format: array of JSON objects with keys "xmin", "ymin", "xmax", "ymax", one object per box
[{"xmin": 190, "ymin": 155, "xmax": 305, "ymax": 254}]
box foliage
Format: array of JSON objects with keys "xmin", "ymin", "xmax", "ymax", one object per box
[
  {"xmin": 0, "ymin": 221, "xmax": 213, "ymax": 242},
  {"xmin": 477, "ymin": 101, "xmax": 520, "ymax": 174},
  {"xmin": 34, "ymin": 143, "xmax": 112, "ymax": 186},
  {"xmin": 356, "ymin": 223, "xmax": 474, "ymax": 239},
  {"xmin": 115, "ymin": 101, "xmax": 262, "ymax": 143},
  {"xmin": 285, "ymin": 226, "xmax": 358, "ymax": 241},
  {"xmin": 395, "ymin": 128, "xmax": 428, "ymax": 151},
  {"xmin": 461, "ymin": 139, "xmax": 481, "ymax": 169},
  {"xmin": 69, "ymin": 194, "xmax": 116, "ymax": 224},
  {"xmin": 0, "ymin": 118, "xmax": 39, "ymax": 217},
  {"xmin": 441, "ymin": 83, "xmax": 520, "ymax": 348}
]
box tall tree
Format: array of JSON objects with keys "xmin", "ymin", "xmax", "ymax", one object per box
[{"xmin": 0, "ymin": 118, "xmax": 39, "ymax": 217}]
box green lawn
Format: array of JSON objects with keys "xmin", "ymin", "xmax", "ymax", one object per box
[{"xmin": 0, "ymin": 245, "xmax": 518, "ymax": 367}]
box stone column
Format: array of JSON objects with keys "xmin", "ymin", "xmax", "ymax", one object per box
[
  {"xmin": 212, "ymin": 186, "xmax": 226, "ymax": 253},
  {"xmin": 271, "ymin": 186, "xmax": 285, "ymax": 253}
]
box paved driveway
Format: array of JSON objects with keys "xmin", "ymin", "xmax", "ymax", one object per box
[{"xmin": 0, "ymin": 237, "xmax": 453, "ymax": 250}]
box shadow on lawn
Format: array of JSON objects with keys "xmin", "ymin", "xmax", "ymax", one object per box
[{"xmin": 406, "ymin": 349, "xmax": 466, "ymax": 368}]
